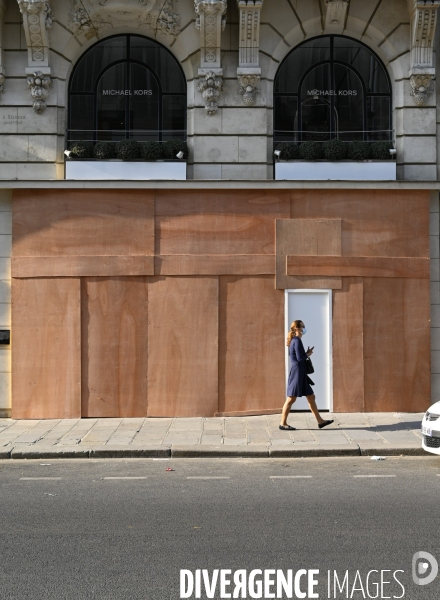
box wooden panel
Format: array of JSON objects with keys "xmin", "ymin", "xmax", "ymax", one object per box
[
  {"xmin": 147, "ymin": 277, "xmax": 219, "ymax": 417},
  {"xmin": 218, "ymin": 276, "xmax": 285, "ymax": 413},
  {"xmin": 13, "ymin": 256, "xmax": 155, "ymax": 278},
  {"xmin": 276, "ymin": 219, "xmax": 342, "ymax": 289},
  {"xmin": 332, "ymin": 278, "xmax": 364, "ymax": 412},
  {"xmin": 287, "ymin": 256, "xmax": 430, "ymax": 278},
  {"xmin": 363, "ymin": 278, "xmax": 431, "ymax": 412},
  {"xmin": 291, "ymin": 190, "xmax": 430, "ymax": 258},
  {"xmin": 12, "ymin": 278, "xmax": 81, "ymax": 419},
  {"xmin": 156, "ymin": 254, "xmax": 275, "ymax": 275},
  {"xmin": 155, "ymin": 190, "xmax": 290, "ymax": 255},
  {"xmin": 13, "ymin": 189, "xmax": 155, "ymax": 257},
  {"xmin": 82, "ymin": 277, "xmax": 148, "ymax": 418}
]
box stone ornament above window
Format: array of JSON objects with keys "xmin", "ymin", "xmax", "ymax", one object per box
[
  {"xmin": 69, "ymin": 0, "xmax": 180, "ymax": 37},
  {"xmin": 17, "ymin": 0, "xmax": 53, "ymax": 66},
  {"xmin": 324, "ymin": 0, "xmax": 349, "ymax": 30},
  {"xmin": 409, "ymin": 0, "xmax": 440, "ymax": 105},
  {"xmin": 27, "ymin": 70, "xmax": 52, "ymax": 113},
  {"xmin": 198, "ymin": 70, "xmax": 223, "ymax": 115}
]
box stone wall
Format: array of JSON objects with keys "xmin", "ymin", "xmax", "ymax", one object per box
[{"xmin": 0, "ymin": 0, "xmax": 436, "ymax": 180}]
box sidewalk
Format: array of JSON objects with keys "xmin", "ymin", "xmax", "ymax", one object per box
[{"xmin": 0, "ymin": 413, "xmax": 429, "ymax": 459}]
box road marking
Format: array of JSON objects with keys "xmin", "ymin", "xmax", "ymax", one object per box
[
  {"xmin": 103, "ymin": 476, "xmax": 147, "ymax": 480},
  {"xmin": 20, "ymin": 477, "xmax": 62, "ymax": 480},
  {"xmin": 353, "ymin": 475, "xmax": 396, "ymax": 478},
  {"xmin": 187, "ymin": 476, "xmax": 230, "ymax": 480},
  {"xmin": 270, "ymin": 476, "xmax": 312, "ymax": 479}
]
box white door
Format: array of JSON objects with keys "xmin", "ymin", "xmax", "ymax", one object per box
[{"xmin": 285, "ymin": 289, "xmax": 332, "ymax": 411}]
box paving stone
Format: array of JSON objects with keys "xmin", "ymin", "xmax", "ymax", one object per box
[
  {"xmin": 200, "ymin": 435, "xmax": 223, "ymax": 445},
  {"xmin": 223, "ymin": 438, "xmax": 247, "ymax": 445}
]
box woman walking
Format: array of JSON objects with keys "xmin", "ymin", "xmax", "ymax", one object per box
[{"xmin": 280, "ymin": 319, "xmax": 333, "ymax": 431}]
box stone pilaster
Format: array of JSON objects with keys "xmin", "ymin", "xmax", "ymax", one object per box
[
  {"xmin": 237, "ymin": 0, "xmax": 263, "ymax": 106},
  {"xmin": 409, "ymin": 0, "xmax": 440, "ymax": 105},
  {"xmin": 0, "ymin": 0, "xmax": 7, "ymax": 94},
  {"xmin": 195, "ymin": 0, "xmax": 226, "ymax": 113}
]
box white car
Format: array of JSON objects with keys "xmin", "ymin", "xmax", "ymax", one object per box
[{"xmin": 421, "ymin": 401, "xmax": 440, "ymax": 455}]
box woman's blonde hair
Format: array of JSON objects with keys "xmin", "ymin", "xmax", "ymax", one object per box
[{"xmin": 286, "ymin": 320, "xmax": 303, "ymax": 347}]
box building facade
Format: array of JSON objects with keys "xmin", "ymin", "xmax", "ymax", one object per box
[{"xmin": 0, "ymin": 0, "xmax": 439, "ymax": 418}]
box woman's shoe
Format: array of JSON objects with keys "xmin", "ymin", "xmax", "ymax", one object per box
[
  {"xmin": 318, "ymin": 420, "xmax": 334, "ymax": 429},
  {"xmin": 279, "ymin": 424, "xmax": 296, "ymax": 431}
]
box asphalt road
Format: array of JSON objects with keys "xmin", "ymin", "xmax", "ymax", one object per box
[{"xmin": 0, "ymin": 457, "xmax": 439, "ymax": 600}]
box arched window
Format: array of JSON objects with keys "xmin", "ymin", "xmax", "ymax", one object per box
[
  {"xmin": 274, "ymin": 36, "xmax": 391, "ymax": 143},
  {"xmin": 68, "ymin": 34, "xmax": 186, "ymax": 143}
]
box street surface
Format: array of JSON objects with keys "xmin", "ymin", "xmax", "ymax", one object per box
[{"xmin": 0, "ymin": 457, "xmax": 439, "ymax": 599}]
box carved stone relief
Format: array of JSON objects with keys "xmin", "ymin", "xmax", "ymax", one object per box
[
  {"xmin": 198, "ymin": 70, "xmax": 223, "ymax": 115},
  {"xmin": 70, "ymin": 0, "xmax": 180, "ymax": 37},
  {"xmin": 324, "ymin": 0, "xmax": 349, "ymax": 30},
  {"xmin": 195, "ymin": 0, "xmax": 227, "ymax": 69},
  {"xmin": 237, "ymin": 0, "xmax": 263, "ymax": 107},
  {"xmin": 409, "ymin": 0, "xmax": 440, "ymax": 105},
  {"xmin": 27, "ymin": 70, "xmax": 52, "ymax": 113}
]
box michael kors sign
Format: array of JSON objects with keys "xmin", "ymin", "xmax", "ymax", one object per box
[
  {"xmin": 102, "ymin": 90, "xmax": 153, "ymax": 96},
  {"xmin": 308, "ymin": 89, "xmax": 358, "ymax": 96}
]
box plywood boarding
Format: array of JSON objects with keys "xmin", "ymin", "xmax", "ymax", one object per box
[
  {"xmin": 155, "ymin": 190, "xmax": 290, "ymax": 255},
  {"xmin": 13, "ymin": 189, "xmax": 155, "ymax": 257},
  {"xmin": 12, "ymin": 277, "xmax": 81, "ymax": 419},
  {"xmin": 332, "ymin": 278, "xmax": 364, "ymax": 412},
  {"xmin": 82, "ymin": 277, "xmax": 149, "ymax": 418},
  {"xmin": 13, "ymin": 256, "xmax": 155, "ymax": 278},
  {"xmin": 291, "ymin": 190, "xmax": 430, "ymax": 258},
  {"xmin": 363, "ymin": 277, "xmax": 430, "ymax": 412},
  {"xmin": 218, "ymin": 276, "xmax": 285, "ymax": 413},
  {"xmin": 156, "ymin": 254, "xmax": 275, "ymax": 275},
  {"xmin": 147, "ymin": 276, "xmax": 219, "ymax": 417},
  {"xmin": 287, "ymin": 256, "xmax": 430, "ymax": 278},
  {"xmin": 276, "ymin": 219, "xmax": 342, "ymax": 289}
]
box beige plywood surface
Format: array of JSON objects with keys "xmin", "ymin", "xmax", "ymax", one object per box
[
  {"xmin": 276, "ymin": 219, "xmax": 342, "ymax": 289},
  {"xmin": 147, "ymin": 277, "xmax": 219, "ymax": 417},
  {"xmin": 155, "ymin": 190, "xmax": 290, "ymax": 255},
  {"xmin": 13, "ymin": 256, "xmax": 155, "ymax": 278},
  {"xmin": 332, "ymin": 278, "xmax": 364, "ymax": 412},
  {"xmin": 155, "ymin": 254, "xmax": 275, "ymax": 275},
  {"xmin": 363, "ymin": 277, "xmax": 431, "ymax": 412},
  {"xmin": 291, "ymin": 190, "xmax": 430, "ymax": 258},
  {"xmin": 286, "ymin": 256, "xmax": 430, "ymax": 278},
  {"xmin": 13, "ymin": 189, "xmax": 155, "ymax": 257},
  {"xmin": 82, "ymin": 277, "xmax": 149, "ymax": 418},
  {"xmin": 12, "ymin": 277, "xmax": 81, "ymax": 419},
  {"xmin": 218, "ymin": 276, "xmax": 285, "ymax": 413}
]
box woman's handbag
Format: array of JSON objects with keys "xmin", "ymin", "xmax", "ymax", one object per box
[{"xmin": 305, "ymin": 357, "xmax": 314, "ymax": 374}]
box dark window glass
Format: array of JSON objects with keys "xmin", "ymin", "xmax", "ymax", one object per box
[
  {"xmin": 69, "ymin": 96, "xmax": 94, "ymax": 140},
  {"xmin": 274, "ymin": 35, "xmax": 391, "ymax": 144},
  {"xmin": 334, "ymin": 37, "xmax": 389, "ymax": 93},
  {"xmin": 274, "ymin": 96, "xmax": 299, "ymax": 142},
  {"xmin": 129, "ymin": 64, "xmax": 160, "ymax": 140},
  {"xmin": 69, "ymin": 34, "xmax": 186, "ymax": 143}
]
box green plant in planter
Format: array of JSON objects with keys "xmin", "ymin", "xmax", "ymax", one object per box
[
  {"xmin": 299, "ymin": 141, "xmax": 324, "ymax": 160},
  {"xmin": 323, "ymin": 139, "xmax": 346, "ymax": 160},
  {"xmin": 277, "ymin": 142, "xmax": 300, "ymax": 160},
  {"xmin": 347, "ymin": 141, "xmax": 371, "ymax": 161},
  {"xmin": 371, "ymin": 141, "xmax": 393, "ymax": 160},
  {"xmin": 93, "ymin": 141, "xmax": 117, "ymax": 159},
  {"xmin": 163, "ymin": 139, "xmax": 188, "ymax": 159},
  {"xmin": 140, "ymin": 141, "xmax": 165, "ymax": 160},
  {"xmin": 117, "ymin": 139, "xmax": 140, "ymax": 160},
  {"xmin": 69, "ymin": 141, "xmax": 93, "ymax": 159}
]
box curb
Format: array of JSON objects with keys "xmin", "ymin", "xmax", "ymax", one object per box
[{"xmin": 0, "ymin": 444, "xmax": 431, "ymax": 459}]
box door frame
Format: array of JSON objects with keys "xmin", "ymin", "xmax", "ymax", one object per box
[{"xmin": 284, "ymin": 289, "xmax": 333, "ymax": 411}]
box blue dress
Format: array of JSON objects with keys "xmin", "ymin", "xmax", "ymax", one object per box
[{"xmin": 287, "ymin": 336, "xmax": 314, "ymax": 397}]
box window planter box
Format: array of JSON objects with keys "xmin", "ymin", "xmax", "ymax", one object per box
[
  {"xmin": 275, "ymin": 160, "xmax": 396, "ymax": 181},
  {"xmin": 65, "ymin": 159, "xmax": 187, "ymax": 181}
]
